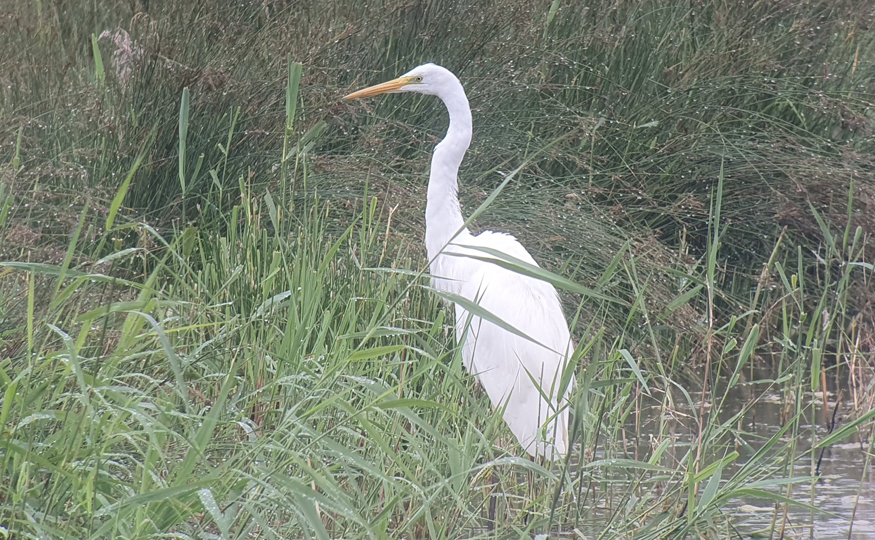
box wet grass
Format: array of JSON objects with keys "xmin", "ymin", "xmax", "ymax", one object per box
[{"xmin": 2, "ymin": 0, "xmax": 875, "ymax": 538}]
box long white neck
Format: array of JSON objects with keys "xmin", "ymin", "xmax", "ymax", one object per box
[{"xmin": 425, "ymin": 80, "xmax": 472, "ymax": 266}]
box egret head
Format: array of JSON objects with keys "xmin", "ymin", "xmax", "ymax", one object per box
[{"xmin": 344, "ymin": 63, "xmax": 459, "ymax": 100}]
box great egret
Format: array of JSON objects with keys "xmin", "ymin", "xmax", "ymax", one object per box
[{"xmin": 345, "ymin": 63, "xmax": 575, "ymax": 460}]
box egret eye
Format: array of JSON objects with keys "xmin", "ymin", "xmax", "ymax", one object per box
[{"xmin": 413, "ymin": 76, "xmax": 423, "ymax": 82}]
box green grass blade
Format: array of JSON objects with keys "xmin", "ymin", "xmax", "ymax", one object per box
[
  {"xmin": 178, "ymin": 87, "xmax": 190, "ymax": 195},
  {"xmin": 91, "ymin": 33, "xmax": 104, "ymax": 84}
]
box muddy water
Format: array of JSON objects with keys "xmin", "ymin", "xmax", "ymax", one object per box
[
  {"xmin": 612, "ymin": 367, "xmax": 875, "ymax": 539},
  {"xmin": 721, "ymin": 389, "xmax": 874, "ymax": 539}
]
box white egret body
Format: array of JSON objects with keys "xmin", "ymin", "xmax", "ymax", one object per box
[{"xmin": 345, "ymin": 64, "xmax": 575, "ymax": 459}]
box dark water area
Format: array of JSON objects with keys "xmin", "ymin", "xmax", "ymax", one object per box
[
  {"xmin": 722, "ymin": 388, "xmax": 874, "ymax": 539},
  {"xmin": 580, "ymin": 366, "xmax": 875, "ymax": 539}
]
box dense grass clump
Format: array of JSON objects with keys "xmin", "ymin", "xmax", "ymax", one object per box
[{"xmin": 1, "ymin": 0, "xmax": 874, "ymax": 538}]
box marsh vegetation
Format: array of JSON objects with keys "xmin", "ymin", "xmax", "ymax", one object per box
[{"xmin": 1, "ymin": 0, "xmax": 874, "ymax": 538}]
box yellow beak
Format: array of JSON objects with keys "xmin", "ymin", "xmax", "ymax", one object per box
[{"xmin": 344, "ymin": 76, "xmax": 417, "ymax": 100}]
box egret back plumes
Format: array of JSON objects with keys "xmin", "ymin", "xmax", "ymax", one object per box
[{"xmin": 345, "ymin": 63, "xmax": 576, "ymax": 459}]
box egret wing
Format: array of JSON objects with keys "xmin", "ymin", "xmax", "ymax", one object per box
[{"xmin": 446, "ymin": 231, "xmax": 576, "ymax": 458}]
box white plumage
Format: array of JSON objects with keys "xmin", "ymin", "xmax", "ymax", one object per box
[{"xmin": 345, "ymin": 63, "xmax": 575, "ymax": 459}]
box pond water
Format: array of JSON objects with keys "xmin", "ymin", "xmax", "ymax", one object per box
[
  {"xmin": 721, "ymin": 389, "xmax": 874, "ymax": 539},
  {"xmin": 598, "ymin": 367, "xmax": 875, "ymax": 539}
]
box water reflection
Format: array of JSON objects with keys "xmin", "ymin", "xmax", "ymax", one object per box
[{"xmin": 607, "ymin": 366, "xmax": 875, "ymax": 539}]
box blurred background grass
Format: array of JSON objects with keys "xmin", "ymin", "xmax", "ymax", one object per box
[{"xmin": 3, "ymin": 0, "xmax": 873, "ymax": 327}]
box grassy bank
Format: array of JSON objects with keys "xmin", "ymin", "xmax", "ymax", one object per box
[{"xmin": 2, "ymin": 0, "xmax": 874, "ymax": 538}]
